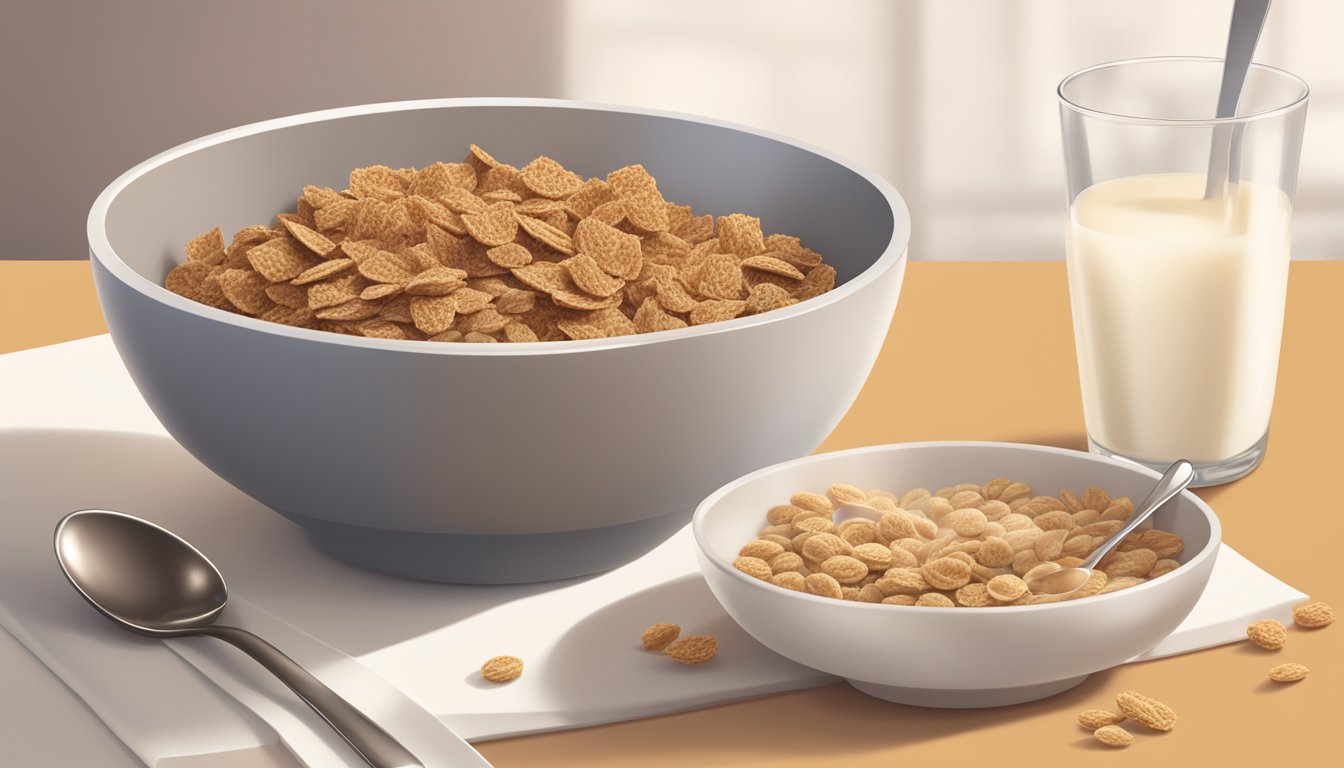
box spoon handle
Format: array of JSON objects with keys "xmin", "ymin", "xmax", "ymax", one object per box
[
  {"xmin": 202, "ymin": 625, "xmax": 422, "ymax": 768},
  {"xmin": 1080, "ymin": 460, "xmax": 1195, "ymax": 571},
  {"xmin": 1204, "ymin": 0, "xmax": 1272, "ymax": 198}
]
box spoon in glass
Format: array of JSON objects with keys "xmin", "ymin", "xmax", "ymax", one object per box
[
  {"xmin": 54, "ymin": 509, "xmax": 425, "ymax": 768},
  {"xmin": 1030, "ymin": 460, "xmax": 1195, "ymax": 597},
  {"xmin": 1204, "ymin": 0, "xmax": 1272, "ymax": 199}
]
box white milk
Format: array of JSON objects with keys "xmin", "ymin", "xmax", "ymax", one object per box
[{"xmin": 1066, "ymin": 172, "xmax": 1292, "ymax": 464}]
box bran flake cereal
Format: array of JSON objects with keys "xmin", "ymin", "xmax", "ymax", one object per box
[{"xmin": 165, "ymin": 147, "xmax": 836, "ymax": 342}]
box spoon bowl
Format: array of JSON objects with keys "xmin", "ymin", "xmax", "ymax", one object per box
[
  {"xmin": 55, "ymin": 510, "xmax": 226, "ymax": 633},
  {"xmin": 1030, "ymin": 567, "xmax": 1092, "ymax": 595},
  {"xmin": 54, "ymin": 510, "xmax": 425, "ymax": 768}
]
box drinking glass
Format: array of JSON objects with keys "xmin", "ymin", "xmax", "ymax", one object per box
[{"xmin": 1058, "ymin": 57, "xmax": 1308, "ymax": 486}]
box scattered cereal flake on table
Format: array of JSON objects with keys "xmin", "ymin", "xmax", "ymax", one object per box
[
  {"xmin": 640, "ymin": 623, "xmax": 681, "ymax": 652},
  {"xmin": 1115, "ymin": 690, "xmax": 1176, "ymax": 732},
  {"xmin": 1077, "ymin": 709, "xmax": 1126, "ymax": 729},
  {"xmin": 1093, "ymin": 725, "xmax": 1134, "ymax": 748},
  {"xmin": 1246, "ymin": 619, "xmax": 1288, "ymax": 650},
  {"xmin": 1292, "ymin": 601, "xmax": 1335, "ymax": 629},
  {"xmin": 481, "ymin": 655, "xmax": 523, "ymax": 683},
  {"xmin": 665, "ymin": 636, "xmax": 718, "ymax": 665},
  {"xmin": 1267, "ymin": 663, "xmax": 1309, "ymax": 682}
]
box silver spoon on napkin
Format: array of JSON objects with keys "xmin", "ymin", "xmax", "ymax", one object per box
[{"xmin": 54, "ymin": 509, "xmax": 423, "ymax": 768}]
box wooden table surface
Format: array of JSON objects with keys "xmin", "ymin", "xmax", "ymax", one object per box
[{"xmin": 1, "ymin": 260, "xmax": 1340, "ymax": 767}]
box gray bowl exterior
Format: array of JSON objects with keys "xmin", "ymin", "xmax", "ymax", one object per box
[
  {"xmin": 694, "ymin": 443, "xmax": 1221, "ymax": 703},
  {"xmin": 89, "ymin": 99, "xmax": 909, "ymax": 583}
]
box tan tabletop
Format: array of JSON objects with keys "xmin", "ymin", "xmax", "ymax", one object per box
[{"xmin": 1, "ymin": 260, "xmax": 1340, "ymax": 767}]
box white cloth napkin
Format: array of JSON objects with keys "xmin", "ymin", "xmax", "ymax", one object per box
[
  {"xmin": 0, "ymin": 336, "xmax": 1310, "ymax": 767},
  {"xmin": 0, "ymin": 429, "xmax": 490, "ymax": 767}
]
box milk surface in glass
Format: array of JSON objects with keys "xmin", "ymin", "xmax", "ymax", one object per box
[{"xmin": 1066, "ymin": 172, "xmax": 1291, "ymax": 465}]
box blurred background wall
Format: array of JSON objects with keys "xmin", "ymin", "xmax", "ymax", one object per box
[{"xmin": 1, "ymin": 0, "xmax": 1339, "ymax": 261}]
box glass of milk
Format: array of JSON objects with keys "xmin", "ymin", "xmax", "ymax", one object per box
[{"xmin": 1058, "ymin": 57, "xmax": 1308, "ymax": 486}]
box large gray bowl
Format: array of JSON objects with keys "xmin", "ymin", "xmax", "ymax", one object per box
[{"xmin": 88, "ymin": 98, "xmax": 909, "ymax": 583}]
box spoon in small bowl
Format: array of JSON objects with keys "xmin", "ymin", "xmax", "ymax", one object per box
[
  {"xmin": 54, "ymin": 509, "xmax": 424, "ymax": 768},
  {"xmin": 1030, "ymin": 459, "xmax": 1195, "ymax": 597}
]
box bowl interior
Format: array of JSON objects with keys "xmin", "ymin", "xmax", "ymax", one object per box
[
  {"xmin": 100, "ymin": 101, "xmax": 898, "ymax": 293},
  {"xmin": 698, "ymin": 442, "xmax": 1216, "ymax": 586}
]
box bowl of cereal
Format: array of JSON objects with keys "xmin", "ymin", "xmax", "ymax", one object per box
[
  {"xmin": 693, "ymin": 441, "xmax": 1220, "ymax": 707},
  {"xmin": 87, "ymin": 98, "xmax": 909, "ymax": 583}
]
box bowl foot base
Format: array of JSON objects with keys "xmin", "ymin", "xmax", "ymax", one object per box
[
  {"xmin": 290, "ymin": 507, "xmax": 690, "ymax": 584},
  {"xmin": 846, "ymin": 675, "xmax": 1089, "ymax": 708}
]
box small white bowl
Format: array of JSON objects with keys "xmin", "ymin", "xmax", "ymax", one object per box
[{"xmin": 693, "ymin": 442, "xmax": 1220, "ymax": 707}]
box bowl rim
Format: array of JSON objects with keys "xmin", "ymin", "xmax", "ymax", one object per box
[
  {"xmin": 692, "ymin": 440, "xmax": 1222, "ymax": 614},
  {"xmin": 87, "ymin": 97, "xmax": 910, "ymax": 357}
]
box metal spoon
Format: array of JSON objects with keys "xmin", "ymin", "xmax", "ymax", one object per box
[
  {"xmin": 1031, "ymin": 460, "xmax": 1195, "ymax": 596},
  {"xmin": 54, "ymin": 509, "xmax": 422, "ymax": 768},
  {"xmin": 1204, "ymin": 0, "xmax": 1272, "ymax": 199}
]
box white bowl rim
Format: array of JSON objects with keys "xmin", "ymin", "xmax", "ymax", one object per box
[
  {"xmin": 87, "ymin": 97, "xmax": 910, "ymax": 357},
  {"xmin": 692, "ymin": 440, "xmax": 1222, "ymax": 614}
]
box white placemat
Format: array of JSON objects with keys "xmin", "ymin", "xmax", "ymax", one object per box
[{"xmin": 0, "ymin": 336, "xmax": 1310, "ymax": 767}]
